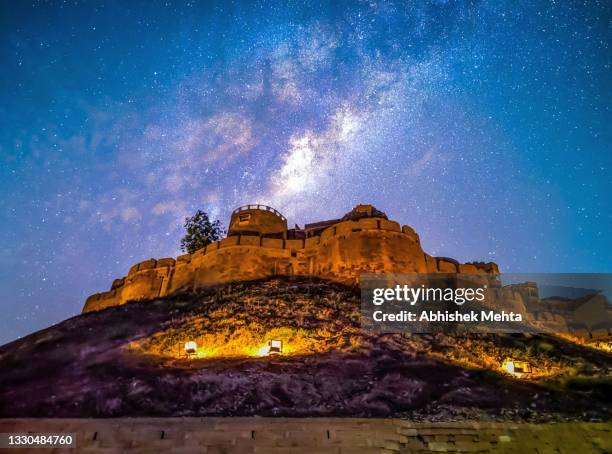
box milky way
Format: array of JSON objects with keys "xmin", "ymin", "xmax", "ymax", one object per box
[{"xmin": 0, "ymin": 0, "xmax": 610, "ymax": 343}]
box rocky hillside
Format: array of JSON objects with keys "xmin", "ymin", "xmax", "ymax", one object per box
[{"xmin": 0, "ymin": 278, "xmax": 610, "ymax": 420}]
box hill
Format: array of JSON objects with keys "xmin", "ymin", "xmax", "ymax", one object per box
[{"xmin": 1, "ymin": 278, "xmax": 610, "ymax": 420}]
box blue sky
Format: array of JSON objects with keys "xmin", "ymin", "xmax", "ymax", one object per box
[{"xmin": 0, "ymin": 0, "xmax": 610, "ymax": 344}]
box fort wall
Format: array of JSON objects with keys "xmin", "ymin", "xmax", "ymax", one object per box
[{"xmin": 83, "ymin": 211, "xmax": 499, "ymax": 313}]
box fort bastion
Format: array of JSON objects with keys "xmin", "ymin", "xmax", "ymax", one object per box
[{"xmin": 82, "ymin": 204, "xmax": 499, "ymax": 313}]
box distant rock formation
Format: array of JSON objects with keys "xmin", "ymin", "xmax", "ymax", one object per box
[{"xmin": 83, "ymin": 204, "xmax": 499, "ymax": 313}]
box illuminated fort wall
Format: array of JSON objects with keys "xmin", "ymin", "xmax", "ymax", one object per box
[{"xmin": 82, "ymin": 206, "xmax": 499, "ymax": 313}]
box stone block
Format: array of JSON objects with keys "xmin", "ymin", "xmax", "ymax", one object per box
[
  {"xmin": 137, "ymin": 258, "xmax": 157, "ymax": 271},
  {"xmin": 177, "ymin": 253, "xmax": 191, "ymax": 263},
  {"xmin": 425, "ymin": 254, "xmax": 438, "ymax": 273},
  {"xmin": 191, "ymin": 248, "xmax": 207, "ymax": 259},
  {"xmin": 111, "ymin": 278, "xmax": 125, "ymax": 290},
  {"xmin": 219, "ymin": 237, "xmax": 240, "ymax": 248},
  {"xmin": 459, "ymin": 264, "xmax": 478, "ymax": 274},
  {"xmin": 240, "ymin": 235, "xmax": 261, "ymax": 246},
  {"xmin": 437, "ymin": 259, "xmax": 457, "ymax": 273},
  {"xmin": 85, "ymin": 292, "xmax": 101, "ymax": 303},
  {"xmin": 286, "ymin": 239, "xmax": 304, "ymax": 250},
  {"xmin": 334, "ymin": 222, "xmax": 354, "ymax": 236},
  {"xmin": 168, "ymin": 263, "xmax": 195, "ymax": 294},
  {"xmin": 82, "ymin": 289, "xmax": 120, "ymax": 313},
  {"xmin": 469, "ymin": 261, "xmax": 500, "ymax": 274},
  {"xmin": 355, "ymin": 218, "xmax": 379, "ymax": 230},
  {"xmin": 121, "ymin": 269, "xmax": 164, "ymax": 302},
  {"xmin": 320, "ymin": 227, "xmax": 336, "ymax": 242},
  {"xmin": 305, "ymin": 236, "xmax": 320, "ymax": 248},
  {"xmin": 402, "ymin": 225, "xmax": 420, "ymax": 243},
  {"xmin": 157, "ymin": 257, "xmax": 175, "ymax": 268},
  {"xmin": 379, "ymin": 219, "xmax": 401, "ymax": 232},
  {"xmin": 262, "ymin": 238, "xmax": 283, "ymax": 249},
  {"xmin": 127, "ymin": 263, "xmax": 140, "ymax": 277}
]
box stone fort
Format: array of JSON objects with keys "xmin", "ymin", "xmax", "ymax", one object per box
[{"xmin": 83, "ymin": 204, "xmax": 499, "ymax": 313}]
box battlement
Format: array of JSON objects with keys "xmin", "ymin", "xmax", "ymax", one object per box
[
  {"xmin": 83, "ymin": 204, "xmax": 499, "ymax": 313},
  {"xmin": 232, "ymin": 204, "xmax": 287, "ymax": 221}
]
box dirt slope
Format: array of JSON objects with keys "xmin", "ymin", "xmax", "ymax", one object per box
[{"xmin": 1, "ymin": 278, "xmax": 610, "ymax": 420}]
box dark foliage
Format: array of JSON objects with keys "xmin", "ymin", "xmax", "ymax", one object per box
[{"xmin": 180, "ymin": 210, "xmax": 224, "ymax": 253}]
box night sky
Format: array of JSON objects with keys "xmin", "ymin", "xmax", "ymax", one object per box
[{"xmin": 1, "ymin": 0, "xmax": 610, "ymax": 345}]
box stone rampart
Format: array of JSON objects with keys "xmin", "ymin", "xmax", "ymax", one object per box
[{"xmin": 83, "ymin": 214, "xmax": 499, "ymax": 313}]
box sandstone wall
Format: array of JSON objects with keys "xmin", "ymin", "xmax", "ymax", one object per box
[
  {"xmin": 82, "ymin": 217, "xmax": 500, "ymax": 313},
  {"xmin": 304, "ymin": 219, "xmax": 427, "ymax": 283},
  {"xmin": 228, "ymin": 206, "xmax": 288, "ymax": 237}
]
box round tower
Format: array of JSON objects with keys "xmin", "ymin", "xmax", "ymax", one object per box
[{"xmin": 228, "ymin": 204, "xmax": 288, "ymax": 238}]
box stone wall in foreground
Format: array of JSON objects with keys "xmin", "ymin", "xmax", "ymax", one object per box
[
  {"xmin": 2, "ymin": 418, "xmax": 610, "ymax": 453},
  {"xmin": 82, "ymin": 217, "xmax": 499, "ymax": 313}
]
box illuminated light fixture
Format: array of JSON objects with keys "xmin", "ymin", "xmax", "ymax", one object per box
[
  {"xmin": 254, "ymin": 339, "xmax": 284, "ymax": 357},
  {"xmin": 502, "ymin": 357, "xmax": 532, "ymax": 376},
  {"xmin": 268, "ymin": 339, "xmax": 283, "ymax": 355},
  {"xmin": 184, "ymin": 341, "xmax": 198, "ymax": 357}
]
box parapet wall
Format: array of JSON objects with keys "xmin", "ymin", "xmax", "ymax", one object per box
[{"xmin": 83, "ymin": 217, "xmax": 499, "ymax": 313}]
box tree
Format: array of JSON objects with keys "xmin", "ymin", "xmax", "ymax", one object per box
[{"xmin": 180, "ymin": 210, "xmax": 224, "ymax": 253}]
